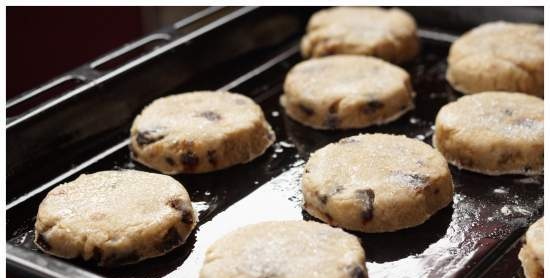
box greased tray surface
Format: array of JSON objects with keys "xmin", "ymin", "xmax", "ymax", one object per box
[{"xmin": 8, "ymin": 36, "xmax": 543, "ymax": 278}]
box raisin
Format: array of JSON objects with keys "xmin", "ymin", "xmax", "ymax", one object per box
[
  {"xmin": 207, "ymin": 150, "xmax": 217, "ymax": 166},
  {"xmin": 180, "ymin": 151, "xmax": 199, "ymax": 170},
  {"xmin": 363, "ymin": 100, "xmax": 384, "ymax": 114},
  {"xmin": 503, "ymin": 108, "xmax": 513, "ymax": 116},
  {"xmin": 355, "ymin": 189, "xmax": 375, "ymax": 223},
  {"xmin": 180, "ymin": 209, "xmax": 195, "ymax": 225},
  {"xmin": 317, "ymin": 192, "xmax": 328, "ymax": 205},
  {"xmin": 329, "ymin": 185, "xmax": 344, "ymax": 196},
  {"xmin": 35, "ymin": 233, "xmax": 51, "ymax": 251},
  {"xmin": 328, "ymin": 100, "xmax": 341, "ymax": 114},
  {"xmin": 348, "ymin": 265, "xmax": 366, "ymax": 278},
  {"xmin": 136, "ymin": 129, "xmax": 165, "ymax": 147},
  {"xmin": 402, "ymin": 173, "xmax": 429, "ymax": 188},
  {"xmin": 198, "ymin": 111, "xmax": 222, "ymax": 121},
  {"xmin": 165, "ymin": 157, "xmax": 175, "ymax": 166},
  {"xmin": 156, "ymin": 227, "xmax": 182, "ymax": 252},
  {"xmin": 168, "ymin": 198, "xmax": 195, "ymax": 224},
  {"xmin": 299, "ymin": 104, "xmax": 314, "ymax": 116},
  {"xmin": 325, "ymin": 114, "xmax": 340, "ymax": 129}
]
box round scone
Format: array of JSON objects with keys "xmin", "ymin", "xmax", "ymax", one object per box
[
  {"xmin": 281, "ymin": 55, "xmax": 414, "ymax": 130},
  {"xmin": 34, "ymin": 170, "xmax": 197, "ymax": 266},
  {"xmin": 200, "ymin": 221, "xmax": 368, "ymax": 278},
  {"xmin": 433, "ymin": 92, "xmax": 543, "ymax": 175},
  {"xmin": 302, "ymin": 134, "xmax": 454, "ymax": 233},
  {"xmin": 519, "ymin": 218, "xmax": 544, "ymax": 278},
  {"xmin": 130, "ymin": 91, "xmax": 275, "ymax": 174},
  {"xmin": 301, "ymin": 7, "xmax": 419, "ymax": 63},
  {"xmin": 447, "ymin": 21, "xmax": 543, "ymax": 97}
]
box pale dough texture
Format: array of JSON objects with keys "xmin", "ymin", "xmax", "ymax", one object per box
[
  {"xmin": 200, "ymin": 221, "xmax": 368, "ymax": 278},
  {"xmin": 34, "ymin": 170, "xmax": 197, "ymax": 266},
  {"xmin": 130, "ymin": 91, "xmax": 275, "ymax": 174},
  {"xmin": 281, "ymin": 55, "xmax": 414, "ymax": 130},
  {"xmin": 301, "ymin": 7, "xmax": 419, "ymax": 63},
  {"xmin": 519, "ymin": 218, "xmax": 544, "ymax": 278},
  {"xmin": 302, "ymin": 134, "xmax": 454, "ymax": 233},
  {"xmin": 434, "ymin": 92, "xmax": 543, "ymax": 175},
  {"xmin": 446, "ymin": 21, "xmax": 543, "ymax": 97}
]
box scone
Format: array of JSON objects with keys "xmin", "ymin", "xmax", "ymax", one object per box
[
  {"xmin": 281, "ymin": 55, "xmax": 414, "ymax": 130},
  {"xmin": 130, "ymin": 91, "xmax": 275, "ymax": 174},
  {"xmin": 301, "ymin": 7, "xmax": 419, "ymax": 63},
  {"xmin": 519, "ymin": 217, "xmax": 544, "ymax": 278},
  {"xmin": 446, "ymin": 21, "xmax": 543, "ymax": 97},
  {"xmin": 34, "ymin": 170, "xmax": 197, "ymax": 266},
  {"xmin": 200, "ymin": 221, "xmax": 368, "ymax": 278},
  {"xmin": 302, "ymin": 134, "xmax": 454, "ymax": 233},
  {"xmin": 433, "ymin": 92, "xmax": 543, "ymax": 175}
]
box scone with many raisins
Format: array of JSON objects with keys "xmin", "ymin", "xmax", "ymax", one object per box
[
  {"xmin": 130, "ymin": 91, "xmax": 275, "ymax": 174},
  {"xmin": 302, "ymin": 134, "xmax": 454, "ymax": 233},
  {"xmin": 34, "ymin": 170, "xmax": 197, "ymax": 266}
]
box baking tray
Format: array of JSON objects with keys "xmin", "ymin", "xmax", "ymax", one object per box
[{"xmin": 6, "ymin": 6, "xmax": 544, "ymax": 278}]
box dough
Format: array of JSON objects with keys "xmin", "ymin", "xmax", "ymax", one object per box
[
  {"xmin": 200, "ymin": 221, "xmax": 368, "ymax": 278},
  {"xmin": 281, "ymin": 55, "xmax": 414, "ymax": 130},
  {"xmin": 34, "ymin": 170, "xmax": 197, "ymax": 266},
  {"xmin": 130, "ymin": 91, "xmax": 275, "ymax": 174},
  {"xmin": 519, "ymin": 217, "xmax": 544, "ymax": 278},
  {"xmin": 302, "ymin": 133, "xmax": 454, "ymax": 233},
  {"xmin": 301, "ymin": 7, "xmax": 419, "ymax": 63},
  {"xmin": 446, "ymin": 21, "xmax": 543, "ymax": 97},
  {"xmin": 433, "ymin": 92, "xmax": 543, "ymax": 175}
]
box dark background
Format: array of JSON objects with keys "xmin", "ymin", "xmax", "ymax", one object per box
[{"xmin": 7, "ymin": 7, "xmax": 204, "ymax": 99}]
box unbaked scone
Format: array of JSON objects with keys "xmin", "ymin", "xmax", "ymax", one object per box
[
  {"xmin": 281, "ymin": 55, "xmax": 414, "ymax": 130},
  {"xmin": 519, "ymin": 217, "xmax": 544, "ymax": 278},
  {"xmin": 446, "ymin": 21, "xmax": 543, "ymax": 97},
  {"xmin": 34, "ymin": 170, "xmax": 197, "ymax": 266},
  {"xmin": 130, "ymin": 91, "xmax": 275, "ymax": 174},
  {"xmin": 301, "ymin": 7, "xmax": 419, "ymax": 63},
  {"xmin": 302, "ymin": 134, "xmax": 453, "ymax": 233},
  {"xmin": 200, "ymin": 221, "xmax": 368, "ymax": 278},
  {"xmin": 433, "ymin": 92, "xmax": 543, "ymax": 175}
]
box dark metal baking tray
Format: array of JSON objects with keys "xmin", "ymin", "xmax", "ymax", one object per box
[{"xmin": 6, "ymin": 6, "xmax": 544, "ymax": 278}]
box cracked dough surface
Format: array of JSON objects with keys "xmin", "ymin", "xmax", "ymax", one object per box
[
  {"xmin": 446, "ymin": 21, "xmax": 543, "ymax": 97},
  {"xmin": 130, "ymin": 91, "xmax": 275, "ymax": 174},
  {"xmin": 519, "ymin": 217, "xmax": 544, "ymax": 278},
  {"xmin": 434, "ymin": 92, "xmax": 544, "ymax": 176},
  {"xmin": 34, "ymin": 170, "xmax": 197, "ymax": 266},
  {"xmin": 302, "ymin": 134, "xmax": 453, "ymax": 233},
  {"xmin": 200, "ymin": 221, "xmax": 368, "ymax": 278},
  {"xmin": 281, "ymin": 55, "xmax": 414, "ymax": 130},
  {"xmin": 301, "ymin": 7, "xmax": 419, "ymax": 63}
]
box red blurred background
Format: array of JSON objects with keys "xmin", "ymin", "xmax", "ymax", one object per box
[{"xmin": 7, "ymin": 7, "xmax": 203, "ymax": 99}]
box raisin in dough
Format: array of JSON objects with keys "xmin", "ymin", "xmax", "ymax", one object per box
[
  {"xmin": 447, "ymin": 22, "xmax": 543, "ymax": 97},
  {"xmin": 519, "ymin": 218, "xmax": 544, "ymax": 278},
  {"xmin": 301, "ymin": 7, "xmax": 419, "ymax": 63},
  {"xmin": 434, "ymin": 92, "xmax": 543, "ymax": 176},
  {"xmin": 281, "ymin": 55, "xmax": 414, "ymax": 130},
  {"xmin": 302, "ymin": 134, "xmax": 453, "ymax": 233},
  {"xmin": 130, "ymin": 91, "xmax": 275, "ymax": 174},
  {"xmin": 34, "ymin": 170, "xmax": 197, "ymax": 266},
  {"xmin": 200, "ymin": 221, "xmax": 368, "ymax": 278}
]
